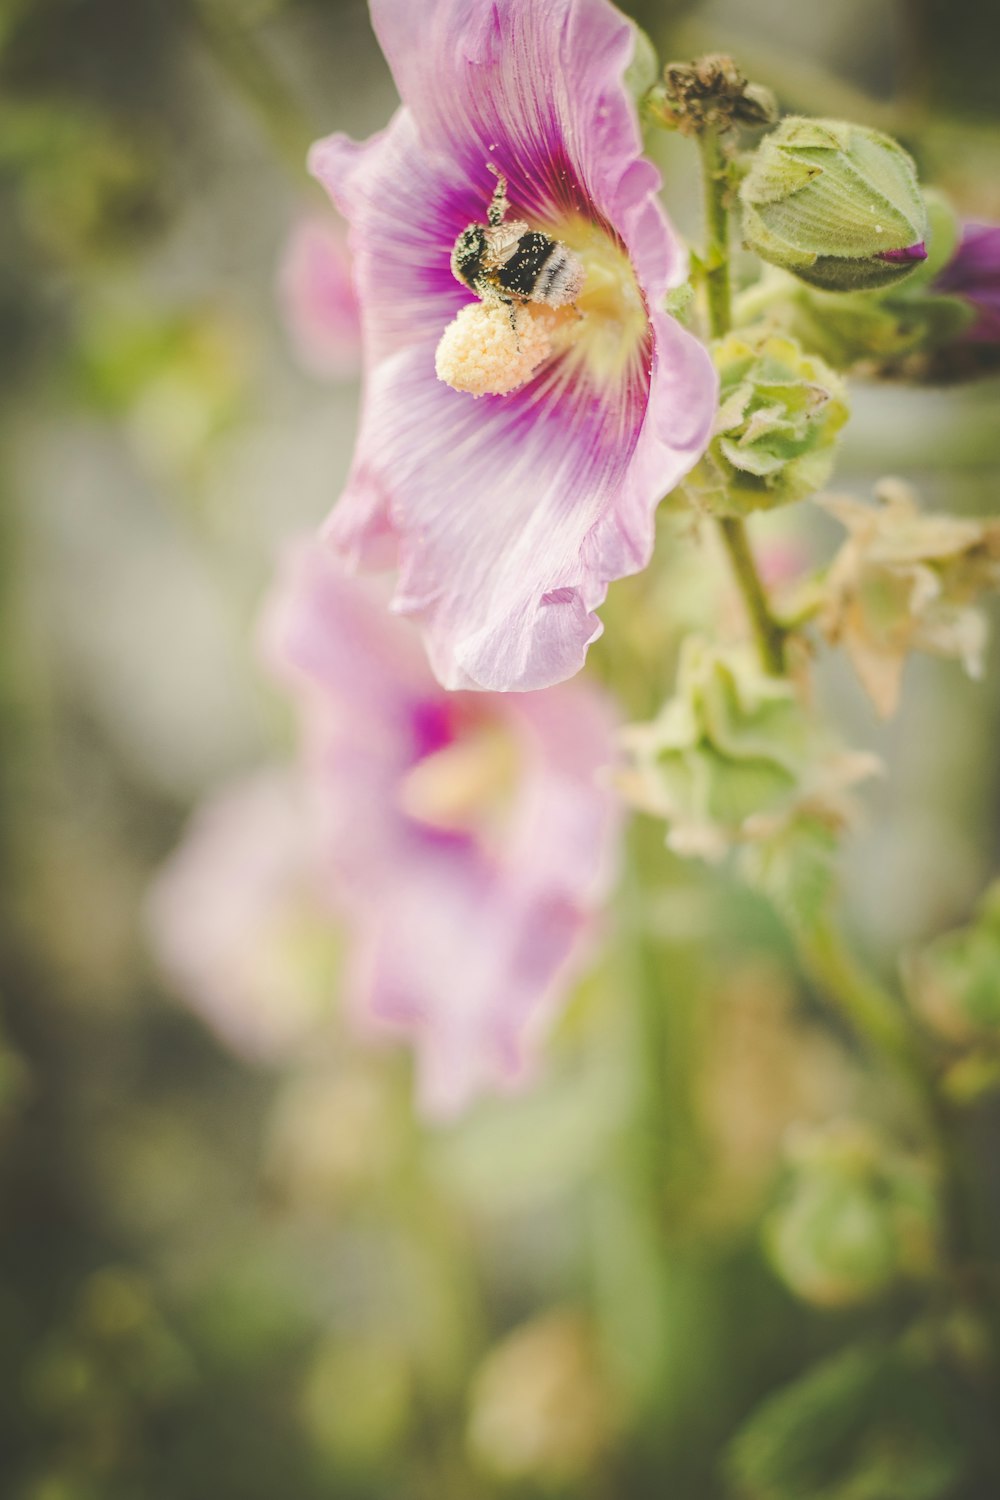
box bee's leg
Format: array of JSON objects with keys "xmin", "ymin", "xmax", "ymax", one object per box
[
  {"xmin": 507, "ymin": 300, "xmax": 520, "ymax": 348},
  {"xmin": 486, "ymin": 165, "xmax": 508, "ymax": 228}
]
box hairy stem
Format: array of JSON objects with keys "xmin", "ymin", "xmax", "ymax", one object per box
[
  {"xmin": 717, "ymin": 516, "xmax": 788, "ymax": 675},
  {"xmin": 697, "ymin": 128, "xmax": 733, "ymax": 340},
  {"xmin": 697, "ymin": 127, "xmax": 787, "ymax": 675}
]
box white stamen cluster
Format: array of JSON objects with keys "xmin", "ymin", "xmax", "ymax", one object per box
[{"xmin": 435, "ymin": 302, "xmax": 557, "ymax": 398}]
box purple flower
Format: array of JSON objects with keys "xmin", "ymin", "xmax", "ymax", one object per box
[
  {"xmin": 934, "ymin": 222, "xmax": 1000, "ymax": 344},
  {"xmin": 308, "ymin": 0, "xmax": 717, "ymax": 692},
  {"xmin": 146, "ymin": 770, "xmax": 339, "ymax": 1062},
  {"xmin": 278, "ymin": 215, "xmax": 362, "ymax": 379},
  {"xmin": 262, "ymin": 543, "xmax": 621, "ymax": 1117}
]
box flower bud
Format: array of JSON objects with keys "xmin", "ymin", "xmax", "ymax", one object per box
[
  {"xmin": 764, "ymin": 1122, "xmax": 938, "ymax": 1308},
  {"xmin": 906, "ymin": 880, "xmax": 1000, "ymax": 1045},
  {"xmin": 687, "ymin": 328, "xmax": 849, "ymax": 517},
  {"xmin": 618, "ymin": 639, "xmax": 878, "ymax": 862},
  {"xmin": 740, "ymin": 118, "xmax": 928, "ymax": 291},
  {"xmin": 933, "ymin": 220, "xmax": 1000, "ymax": 344}
]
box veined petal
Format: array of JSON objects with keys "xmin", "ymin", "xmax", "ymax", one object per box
[
  {"xmin": 328, "ymin": 302, "xmax": 713, "ymax": 691},
  {"xmin": 366, "ymin": 0, "xmax": 683, "ymax": 279},
  {"xmin": 262, "ymin": 543, "xmax": 622, "ymax": 1115},
  {"xmin": 309, "ymin": 0, "xmax": 718, "ymax": 691}
]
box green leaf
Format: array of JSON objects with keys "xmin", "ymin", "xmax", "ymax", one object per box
[{"xmin": 726, "ymin": 1342, "xmax": 968, "ymax": 1500}]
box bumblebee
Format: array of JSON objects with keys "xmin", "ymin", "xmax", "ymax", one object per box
[{"xmin": 450, "ymin": 169, "xmax": 584, "ymax": 310}]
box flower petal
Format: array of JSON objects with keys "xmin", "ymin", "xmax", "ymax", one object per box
[
  {"xmin": 327, "ymin": 303, "xmax": 714, "ymax": 690},
  {"xmin": 262, "ymin": 543, "xmax": 621, "ymax": 1115},
  {"xmin": 308, "ymin": 0, "xmax": 717, "ymax": 690},
  {"xmin": 278, "ymin": 215, "xmax": 362, "ymax": 379}
]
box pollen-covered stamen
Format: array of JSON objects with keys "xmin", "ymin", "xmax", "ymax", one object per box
[{"xmin": 435, "ymin": 302, "xmax": 561, "ymax": 397}]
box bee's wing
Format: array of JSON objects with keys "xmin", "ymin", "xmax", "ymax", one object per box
[{"xmin": 482, "ymin": 221, "xmax": 530, "ymax": 267}]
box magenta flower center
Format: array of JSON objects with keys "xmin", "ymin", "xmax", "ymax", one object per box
[{"xmin": 399, "ymin": 699, "xmax": 522, "ymax": 842}]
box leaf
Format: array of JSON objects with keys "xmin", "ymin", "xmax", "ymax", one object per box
[{"xmin": 726, "ymin": 1341, "xmax": 969, "ymax": 1500}]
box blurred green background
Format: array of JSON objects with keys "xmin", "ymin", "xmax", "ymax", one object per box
[{"xmin": 2, "ymin": 2, "xmax": 1000, "ymax": 1497}]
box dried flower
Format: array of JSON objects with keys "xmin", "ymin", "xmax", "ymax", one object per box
[{"xmin": 819, "ymin": 479, "xmax": 1000, "ymax": 717}]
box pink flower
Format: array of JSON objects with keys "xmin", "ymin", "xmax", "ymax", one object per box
[
  {"xmin": 146, "ymin": 770, "xmax": 339, "ymax": 1062},
  {"xmin": 934, "ymin": 222, "xmax": 1000, "ymax": 345},
  {"xmin": 262, "ymin": 543, "xmax": 621, "ymax": 1118},
  {"xmin": 309, "ymin": 0, "xmax": 717, "ymax": 692},
  {"xmin": 278, "ymin": 215, "xmax": 362, "ymax": 378}
]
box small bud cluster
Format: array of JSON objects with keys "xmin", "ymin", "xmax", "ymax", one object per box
[
  {"xmin": 618, "ymin": 639, "xmax": 879, "ymax": 863},
  {"xmin": 684, "ymin": 328, "xmax": 849, "ymax": 517},
  {"xmin": 764, "ymin": 1121, "xmax": 939, "ymax": 1308}
]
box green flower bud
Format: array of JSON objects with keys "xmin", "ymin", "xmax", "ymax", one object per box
[
  {"xmin": 684, "ymin": 329, "xmax": 849, "ymax": 517},
  {"xmin": 734, "ymin": 194, "xmax": 975, "ymax": 373},
  {"xmin": 907, "ymin": 880, "xmax": 1000, "ymax": 1045},
  {"xmin": 618, "ymin": 639, "xmax": 878, "ymax": 861},
  {"xmin": 764, "ymin": 1122, "xmax": 939, "ymax": 1308},
  {"xmin": 741, "ymin": 118, "xmax": 929, "ymax": 292}
]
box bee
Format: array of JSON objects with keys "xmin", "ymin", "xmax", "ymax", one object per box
[{"xmin": 450, "ymin": 167, "xmax": 585, "ymax": 310}]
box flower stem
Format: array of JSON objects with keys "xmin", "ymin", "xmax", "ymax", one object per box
[
  {"xmin": 697, "ymin": 129, "xmax": 733, "ymax": 340},
  {"xmin": 801, "ymin": 913, "xmax": 1000, "ymax": 1355},
  {"xmin": 697, "ymin": 127, "xmax": 787, "ymax": 676},
  {"xmin": 716, "ymin": 517, "xmax": 787, "ymax": 675},
  {"xmin": 800, "ymin": 916, "xmax": 932, "ymax": 1108}
]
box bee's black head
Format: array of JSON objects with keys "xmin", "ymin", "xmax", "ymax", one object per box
[{"xmin": 451, "ymin": 225, "xmax": 488, "ymax": 290}]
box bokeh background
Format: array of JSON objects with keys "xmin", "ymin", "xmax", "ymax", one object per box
[{"xmin": 2, "ymin": 1, "xmax": 1000, "ymax": 1496}]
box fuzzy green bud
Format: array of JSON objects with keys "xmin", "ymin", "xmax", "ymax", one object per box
[
  {"xmin": 685, "ymin": 329, "xmax": 849, "ymax": 518},
  {"xmin": 618, "ymin": 639, "xmax": 878, "ymax": 862},
  {"xmin": 764, "ymin": 1122, "xmax": 939, "ymax": 1308},
  {"xmin": 741, "ymin": 118, "xmax": 929, "ymax": 292}
]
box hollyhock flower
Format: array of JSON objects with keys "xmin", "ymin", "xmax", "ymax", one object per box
[
  {"xmin": 278, "ymin": 215, "xmax": 362, "ymax": 378},
  {"xmin": 933, "ymin": 222, "xmax": 1000, "ymax": 344},
  {"xmin": 146, "ymin": 770, "xmax": 339, "ymax": 1062},
  {"xmin": 308, "ymin": 0, "xmax": 717, "ymax": 692},
  {"xmin": 262, "ymin": 542, "xmax": 621, "ymax": 1118}
]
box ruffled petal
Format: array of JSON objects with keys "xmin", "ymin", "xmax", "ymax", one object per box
[
  {"xmin": 327, "ymin": 307, "xmax": 713, "ymax": 690},
  {"xmin": 262, "ymin": 544, "xmax": 621, "ymax": 1115},
  {"xmin": 367, "ymin": 0, "xmax": 683, "ymax": 287},
  {"xmin": 278, "ymin": 216, "xmax": 362, "ymax": 379},
  {"xmin": 308, "ymin": 0, "xmax": 718, "ymax": 690}
]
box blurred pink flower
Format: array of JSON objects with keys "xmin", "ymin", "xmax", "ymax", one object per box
[
  {"xmin": 146, "ymin": 770, "xmax": 339, "ymax": 1062},
  {"xmin": 278, "ymin": 215, "xmax": 362, "ymax": 378},
  {"xmin": 262, "ymin": 543, "xmax": 621, "ymax": 1117},
  {"xmin": 309, "ymin": 0, "xmax": 716, "ymax": 692},
  {"xmin": 934, "ymin": 221, "xmax": 1000, "ymax": 344}
]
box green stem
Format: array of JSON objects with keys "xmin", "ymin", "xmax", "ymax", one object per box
[
  {"xmin": 697, "ymin": 127, "xmax": 787, "ymax": 676},
  {"xmin": 697, "ymin": 129, "xmax": 733, "ymax": 340},
  {"xmin": 801, "ymin": 914, "xmax": 1000, "ymax": 1344},
  {"xmin": 717, "ymin": 516, "xmax": 787, "ymax": 675},
  {"xmin": 801, "ymin": 916, "xmax": 933, "ymax": 1110}
]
